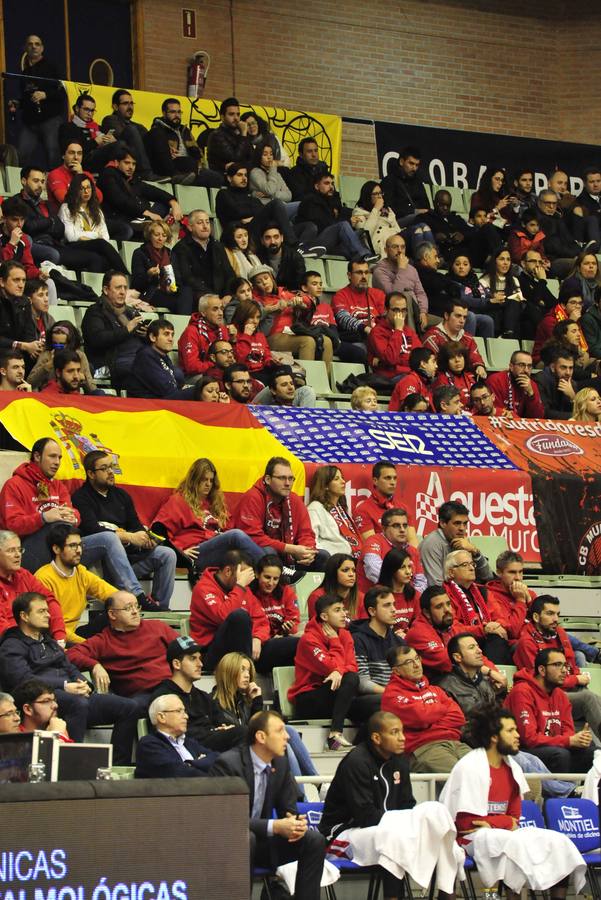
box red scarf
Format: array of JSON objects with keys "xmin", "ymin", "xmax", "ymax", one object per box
[
  {"xmin": 147, "ymin": 243, "xmax": 171, "ymax": 292},
  {"xmin": 329, "ymin": 504, "xmax": 362, "ymax": 558},
  {"xmin": 444, "ymin": 578, "xmax": 490, "ymax": 627}
]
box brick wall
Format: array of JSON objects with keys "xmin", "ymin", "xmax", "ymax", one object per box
[{"xmin": 137, "ymin": 0, "xmax": 601, "ymax": 176}]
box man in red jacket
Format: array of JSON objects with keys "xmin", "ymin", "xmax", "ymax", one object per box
[
  {"xmin": 423, "ymin": 300, "xmax": 487, "ymax": 379},
  {"xmin": 0, "ymin": 530, "xmax": 65, "ymax": 640},
  {"xmin": 288, "ymin": 594, "xmax": 360, "ymax": 750},
  {"xmin": 233, "ymin": 456, "xmax": 328, "ymax": 574},
  {"xmin": 332, "ymin": 260, "xmax": 386, "ymax": 364},
  {"xmin": 486, "ymin": 550, "xmax": 535, "ymax": 642},
  {"xmin": 67, "ymin": 594, "xmax": 177, "ymax": 712},
  {"xmin": 486, "ymin": 350, "xmax": 545, "ymax": 419},
  {"xmin": 514, "ymin": 594, "xmax": 601, "ymax": 737},
  {"xmin": 367, "ymin": 291, "xmax": 422, "ymax": 380},
  {"xmin": 382, "ymin": 642, "xmax": 471, "ymax": 771},
  {"xmin": 177, "ymin": 293, "xmax": 232, "ymax": 379},
  {"xmin": 190, "ymin": 550, "xmax": 269, "ymax": 671},
  {"xmin": 354, "ymin": 461, "xmax": 398, "ymax": 540},
  {"xmin": 507, "ymin": 648, "xmax": 595, "ymax": 773}
]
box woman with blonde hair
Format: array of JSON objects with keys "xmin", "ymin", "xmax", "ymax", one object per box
[
  {"xmin": 213, "ymin": 652, "xmax": 317, "ymax": 783},
  {"xmin": 308, "ymin": 465, "xmax": 362, "ymax": 558},
  {"xmin": 131, "ymin": 219, "xmax": 190, "ymax": 312},
  {"xmin": 350, "ymin": 385, "xmax": 378, "ymax": 411},
  {"xmin": 154, "ymin": 457, "xmax": 265, "ymax": 572},
  {"xmin": 571, "ymin": 386, "xmax": 601, "ymax": 422}
]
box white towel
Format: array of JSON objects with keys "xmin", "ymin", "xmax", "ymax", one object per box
[
  {"xmin": 439, "ymin": 747, "xmax": 529, "ymax": 820},
  {"xmin": 582, "ymin": 748, "xmax": 601, "ymax": 803},
  {"xmin": 275, "ymin": 858, "xmax": 340, "ymax": 894}
]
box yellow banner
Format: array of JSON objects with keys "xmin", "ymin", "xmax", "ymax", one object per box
[
  {"xmin": 62, "ymin": 80, "xmax": 342, "ymax": 177},
  {"xmin": 0, "ymin": 396, "xmax": 306, "ymax": 496}
]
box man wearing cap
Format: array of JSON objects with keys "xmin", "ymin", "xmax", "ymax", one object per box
[
  {"xmin": 252, "ymin": 364, "xmax": 316, "ymax": 408},
  {"xmin": 152, "ymin": 636, "xmax": 246, "ymax": 751},
  {"xmin": 135, "ymin": 693, "xmax": 219, "ymax": 778}
]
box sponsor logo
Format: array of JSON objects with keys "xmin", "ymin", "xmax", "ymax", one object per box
[
  {"xmin": 577, "ymin": 521, "xmax": 601, "ymax": 572},
  {"xmin": 525, "ymin": 434, "xmax": 583, "ymax": 457}
]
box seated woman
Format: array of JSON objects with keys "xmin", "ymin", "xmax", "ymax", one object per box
[
  {"xmin": 432, "ymin": 340, "xmax": 476, "ymax": 407},
  {"xmin": 223, "ymin": 276, "xmax": 254, "ymax": 324},
  {"xmin": 479, "ymin": 246, "xmax": 525, "ymax": 338},
  {"xmin": 231, "ymin": 299, "xmax": 278, "ymax": 384},
  {"xmin": 221, "ymin": 222, "xmax": 261, "ymax": 280},
  {"xmin": 249, "ymin": 554, "xmax": 300, "ymax": 672},
  {"xmin": 470, "ymin": 167, "xmax": 514, "ymax": 226},
  {"xmin": 540, "ymin": 321, "xmax": 597, "ymax": 382},
  {"xmin": 249, "ymin": 263, "xmax": 333, "ymax": 368},
  {"xmin": 571, "ymin": 386, "xmax": 601, "ymax": 422},
  {"xmin": 154, "ymin": 457, "xmax": 265, "ymax": 573},
  {"xmin": 58, "ymin": 173, "xmax": 128, "ymax": 273},
  {"xmin": 131, "ymin": 219, "xmax": 191, "ymax": 313},
  {"xmin": 533, "ymin": 287, "xmax": 584, "ymax": 364},
  {"xmin": 240, "ymin": 111, "xmax": 290, "ymax": 167},
  {"xmin": 27, "ymin": 319, "xmax": 97, "ymax": 392},
  {"xmin": 25, "ymin": 278, "xmax": 54, "ymax": 343},
  {"xmin": 193, "ymin": 374, "xmax": 230, "ymax": 403},
  {"xmin": 562, "ymin": 250, "xmax": 601, "ymax": 310},
  {"xmin": 377, "ymin": 547, "xmax": 421, "ymax": 637},
  {"xmin": 307, "ymin": 552, "xmax": 363, "ymax": 624},
  {"xmin": 449, "ymin": 252, "xmax": 490, "ymax": 313},
  {"xmin": 352, "ymin": 181, "xmax": 400, "ymax": 259},
  {"xmin": 350, "ymin": 385, "xmax": 378, "ymax": 411},
  {"xmin": 307, "ymin": 465, "xmax": 362, "ymax": 559},
  {"xmin": 213, "ymin": 651, "xmax": 317, "ymax": 784},
  {"xmin": 248, "ymin": 144, "xmax": 294, "ymax": 212}
]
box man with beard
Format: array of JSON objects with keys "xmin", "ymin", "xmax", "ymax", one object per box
[
  {"xmin": 487, "ymin": 350, "xmax": 544, "ymax": 418},
  {"xmin": 331, "ymin": 259, "xmax": 385, "ymax": 363},
  {"xmin": 258, "ymin": 223, "xmax": 306, "ymax": 291}
]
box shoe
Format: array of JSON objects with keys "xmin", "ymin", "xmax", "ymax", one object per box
[
  {"xmin": 138, "ymin": 595, "xmax": 161, "ymax": 611},
  {"xmin": 298, "ymin": 244, "xmax": 326, "ymax": 258},
  {"xmin": 326, "ymin": 733, "xmax": 353, "ymax": 751},
  {"xmin": 362, "ymin": 253, "xmax": 380, "ymax": 265},
  {"xmin": 583, "ymin": 240, "xmax": 600, "ymax": 254}
]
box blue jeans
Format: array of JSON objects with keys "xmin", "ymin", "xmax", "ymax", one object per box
[
  {"xmin": 194, "ymin": 529, "xmax": 266, "ymax": 571},
  {"xmin": 81, "ymin": 532, "xmax": 176, "ymax": 609},
  {"xmin": 317, "ymin": 221, "xmax": 369, "ymax": 260},
  {"xmin": 569, "ymin": 632, "xmax": 599, "ymax": 666}
]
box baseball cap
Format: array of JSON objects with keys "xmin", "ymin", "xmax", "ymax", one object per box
[{"xmin": 166, "ymin": 635, "xmax": 203, "ymax": 664}]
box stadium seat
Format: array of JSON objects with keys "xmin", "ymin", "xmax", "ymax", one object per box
[
  {"xmin": 207, "ymin": 188, "xmax": 220, "ymax": 215},
  {"xmin": 547, "ymin": 279, "xmax": 560, "ymax": 299},
  {"xmin": 545, "ymin": 798, "xmax": 601, "ymax": 895},
  {"xmin": 272, "ymin": 666, "xmax": 295, "ymax": 718},
  {"xmin": 473, "ymin": 336, "xmax": 490, "ymax": 369},
  {"xmin": 4, "ymin": 165, "xmax": 21, "ymax": 194},
  {"xmin": 110, "ymin": 766, "xmax": 136, "ymax": 779},
  {"xmin": 141, "ymin": 610, "xmax": 190, "ymax": 636},
  {"xmin": 120, "ymin": 241, "xmax": 140, "ymax": 271},
  {"xmin": 324, "ymin": 258, "xmax": 348, "ymax": 292},
  {"xmin": 304, "ymin": 257, "xmax": 326, "ymax": 284},
  {"xmin": 80, "ymin": 271, "xmax": 105, "ymax": 295},
  {"xmin": 463, "ymin": 189, "xmax": 475, "ymax": 213},
  {"xmin": 169, "ymin": 314, "xmax": 191, "ymax": 344},
  {"xmin": 519, "ymin": 799, "xmax": 545, "ymax": 828},
  {"xmin": 440, "ymin": 185, "xmax": 466, "ymax": 213},
  {"xmin": 423, "ymin": 183, "xmax": 434, "ymax": 206},
  {"xmin": 496, "ymin": 665, "xmax": 516, "ymax": 688},
  {"xmin": 486, "ymin": 338, "xmax": 520, "ymax": 372},
  {"xmin": 330, "ymin": 361, "xmax": 366, "ymax": 393},
  {"xmin": 294, "ymin": 571, "xmax": 324, "ymax": 620},
  {"xmin": 470, "ymin": 534, "xmax": 508, "ymax": 565},
  {"xmin": 174, "ymin": 184, "xmax": 211, "ymax": 214},
  {"xmin": 137, "ymin": 717, "xmax": 149, "ymax": 739},
  {"xmin": 144, "ymin": 180, "xmax": 173, "ymax": 196},
  {"xmin": 521, "ymin": 339, "xmax": 534, "ymax": 354},
  {"xmin": 302, "ymin": 360, "xmax": 332, "ymax": 397},
  {"xmin": 338, "ymin": 175, "xmax": 365, "ymax": 209},
  {"xmin": 53, "ymin": 305, "xmax": 78, "ymax": 327}
]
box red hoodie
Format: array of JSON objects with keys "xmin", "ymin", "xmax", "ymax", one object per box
[
  {"xmin": 513, "ymin": 622, "xmax": 580, "ymax": 689},
  {"xmin": 367, "ymin": 317, "xmax": 422, "ymax": 378},
  {"xmin": 288, "ymin": 617, "xmax": 357, "ymax": 702},
  {"xmin": 0, "ymin": 462, "xmax": 80, "ymax": 537},
  {"xmin": 233, "ymin": 478, "xmax": 316, "ymax": 556},
  {"xmin": 177, "ymin": 314, "xmax": 229, "ymax": 376},
  {"xmin": 506, "ymin": 669, "xmax": 575, "ymax": 749},
  {"xmin": 190, "ymin": 567, "xmax": 270, "ymax": 647},
  {"xmin": 381, "ymin": 671, "xmax": 465, "ymax": 754},
  {"xmin": 252, "ymin": 287, "xmax": 312, "ymax": 336},
  {"xmin": 251, "ymin": 584, "xmax": 299, "ymax": 637},
  {"xmin": 354, "ymin": 489, "xmax": 395, "ymax": 537},
  {"xmin": 486, "ymin": 579, "xmax": 535, "ymax": 641},
  {"xmin": 154, "ymin": 491, "xmax": 228, "ymax": 551},
  {"xmin": 0, "ymin": 568, "xmax": 65, "ymax": 640},
  {"xmin": 234, "ymin": 331, "xmax": 274, "ymax": 373},
  {"xmin": 388, "ymin": 371, "xmax": 434, "ymax": 412}
]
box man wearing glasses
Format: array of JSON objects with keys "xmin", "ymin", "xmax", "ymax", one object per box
[
  {"xmin": 234, "ymin": 456, "xmax": 328, "ymax": 575},
  {"xmin": 59, "ymin": 93, "xmax": 117, "ymax": 172},
  {"xmin": 72, "ymin": 450, "xmax": 176, "ymax": 611},
  {"xmin": 0, "ymin": 530, "xmax": 65, "ymax": 640},
  {"xmin": 536, "ymin": 190, "xmax": 583, "ymax": 278},
  {"xmin": 0, "ymin": 592, "xmax": 139, "ymax": 762},
  {"xmin": 14, "ymin": 679, "xmax": 71, "ymax": 740},
  {"xmin": 0, "ymin": 693, "xmax": 22, "ymax": 734},
  {"xmin": 101, "ymin": 89, "xmax": 157, "ymax": 182},
  {"xmin": 382, "ymin": 642, "xmax": 471, "ymax": 772},
  {"xmin": 507, "ymin": 648, "xmax": 595, "ymax": 773},
  {"xmin": 135, "ymin": 694, "xmax": 217, "ymax": 778}
]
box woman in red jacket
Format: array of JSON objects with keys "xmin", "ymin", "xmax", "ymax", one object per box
[
  {"xmin": 307, "ymin": 553, "xmax": 363, "ymax": 625},
  {"xmin": 153, "ymin": 457, "xmax": 265, "ymax": 573},
  {"xmin": 432, "ymin": 341, "xmax": 476, "ymax": 408},
  {"xmin": 249, "ymin": 554, "xmax": 300, "ymax": 671},
  {"xmin": 231, "ymin": 299, "xmax": 276, "ymax": 384},
  {"xmin": 378, "ymin": 547, "xmax": 421, "ymax": 637}
]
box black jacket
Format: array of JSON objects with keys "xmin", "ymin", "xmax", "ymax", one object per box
[
  {"xmin": 518, "ymin": 271, "xmax": 557, "ymax": 312},
  {"xmin": 215, "ymin": 186, "xmax": 264, "ymax": 227},
  {"xmin": 96, "ymin": 167, "xmax": 172, "ymax": 221},
  {"xmin": 135, "ymin": 730, "xmax": 217, "ymax": 778},
  {"xmin": 576, "ymin": 190, "xmax": 601, "ymax": 219},
  {"xmin": 71, "ymin": 480, "xmax": 147, "ymax": 556},
  {"xmin": 20, "ymin": 58, "xmax": 65, "ymax": 124},
  {"xmin": 0, "ymin": 626, "xmax": 82, "ymax": 691},
  {"xmin": 416, "ymin": 265, "xmax": 454, "ymax": 317},
  {"xmin": 58, "ymin": 121, "xmax": 100, "ymax": 169},
  {"xmin": 206, "ymin": 125, "xmax": 254, "ymax": 174},
  {"xmin": 296, "ymin": 190, "xmax": 351, "ymax": 232},
  {"xmin": 533, "ymin": 366, "xmax": 574, "ymax": 420},
  {"xmin": 437, "ymin": 665, "xmax": 498, "ymax": 717},
  {"xmin": 171, "ymin": 234, "xmax": 235, "ymax": 297},
  {"xmin": 319, "ymin": 741, "xmax": 414, "ymax": 841},
  {"xmin": 537, "ymin": 212, "xmax": 580, "ymax": 259},
  {"xmin": 381, "ymin": 163, "xmax": 430, "ymax": 220},
  {"xmin": 81, "ymin": 300, "xmax": 143, "ymax": 375},
  {"xmin": 259, "ymin": 244, "xmax": 306, "ymax": 291},
  {"xmin": 0, "ymin": 292, "xmax": 36, "ymax": 351},
  {"xmin": 146, "ymin": 117, "xmax": 199, "ymax": 177},
  {"xmin": 151, "ymin": 678, "xmax": 243, "ymax": 745},
  {"xmin": 20, "ymin": 192, "xmax": 65, "ymax": 243},
  {"xmin": 209, "ymin": 745, "xmax": 297, "ymax": 838},
  {"xmin": 286, "ymin": 160, "xmax": 329, "ymax": 202},
  {"xmin": 351, "ymin": 619, "xmax": 403, "ymax": 690}
]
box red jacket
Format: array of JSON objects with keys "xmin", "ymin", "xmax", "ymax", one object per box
[
  {"xmin": 234, "ymin": 331, "xmax": 274, "ymax": 373},
  {"xmin": 332, "ymin": 286, "xmax": 385, "ymax": 329},
  {"xmin": 311, "ymin": 303, "xmax": 336, "ymax": 327},
  {"xmin": 423, "ymin": 325, "xmax": 485, "ymax": 370},
  {"xmin": 233, "ymin": 478, "xmax": 316, "ymax": 556},
  {"xmin": 367, "ymin": 318, "xmax": 422, "ymax": 378},
  {"xmin": 507, "ymin": 228, "xmax": 547, "ymax": 266},
  {"xmin": 506, "ymin": 669, "xmax": 575, "ymax": 749},
  {"xmin": 432, "ymin": 371, "xmax": 475, "ymax": 407},
  {"xmin": 288, "ymin": 617, "xmax": 357, "ymax": 702},
  {"xmin": 487, "ymin": 370, "xmax": 545, "ymax": 419},
  {"xmin": 251, "ymin": 584, "xmax": 300, "ymax": 637},
  {"xmin": 388, "ymin": 371, "xmax": 434, "ymax": 411},
  {"xmin": 381, "ymin": 672, "xmax": 465, "ymax": 754},
  {"xmin": 486, "ymin": 579, "xmax": 535, "ymax": 641},
  {"xmin": 66, "ymin": 619, "xmax": 177, "ymax": 696},
  {"xmin": 154, "ymin": 491, "xmax": 226, "ymax": 551},
  {"xmin": 354, "ymin": 489, "xmax": 395, "ymax": 537},
  {"xmin": 532, "ymin": 305, "xmax": 577, "ymax": 365},
  {"xmin": 252, "ymin": 287, "xmax": 312, "ymax": 336},
  {"xmin": 0, "ymin": 568, "xmax": 65, "ymax": 640},
  {"xmin": 46, "ymin": 165, "xmax": 103, "ymax": 211},
  {"xmin": 513, "ymin": 622, "xmax": 580, "ymax": 689},
  {"xmin": 0, "ymin": 234, "xmax": 39, "ymax": 278},
  {"xmin": 190, "ymin": 567, "xmax": 270, "ymax": 646},
  {"xmin": 356, "ymin": 533, "xmax": 423, "ymax": 593},
  {"xmin": 177, "ymin": 314, "xmax": 229, "ymax": 376},
  {"xmin": 0, "ymin": 461, "xmax": 80, "ymax": 537}
]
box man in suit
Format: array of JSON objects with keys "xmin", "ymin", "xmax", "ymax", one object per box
[
  {"xmin": 134, "ymin": 693, "xmax": 218, "ymax": 778},
  {"xmin": 210, "ymin": 710, "xmax": 325, "ymax": 899}
]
